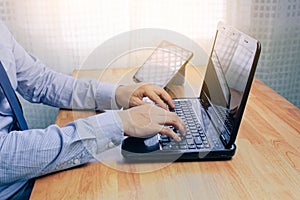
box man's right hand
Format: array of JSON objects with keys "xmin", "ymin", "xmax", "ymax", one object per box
[{"xmin": 118, "ymin": 104, "xmax": 186, "ymax": 142}]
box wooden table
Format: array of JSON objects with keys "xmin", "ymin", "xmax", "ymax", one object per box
[{"xmin": 30, "ymin": 67, "xmax": 300, "ymax": 200}]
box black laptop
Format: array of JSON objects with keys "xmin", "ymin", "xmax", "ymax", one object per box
[{"xmin": 121, "ymin": 22, "xmax": 261, "ymax": 161}]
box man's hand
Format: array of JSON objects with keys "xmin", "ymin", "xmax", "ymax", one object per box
[
  {"xmin": 118, "ymin": 104, "xmax": 186, "ymax": 142},
  {"xmin": 115, "ymin": 83, "xmax": 175, "ymax": 110}
]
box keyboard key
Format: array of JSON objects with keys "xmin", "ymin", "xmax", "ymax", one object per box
[
  {"xmin": 194, "ymin": 137, "xmax": 202, "ymax": 145},
  {"xmin": 191, "ymin": 129, "xmax": 198, "ymax": 133},
  {"xmin": 185, "ymin": 134, "xmax": 192, "ymax": 139},
  {"xmin": 179, "ymin": 145, "xmax": 188, "ymax": 150},
  {"xmin": 192, "ymin": 133, "xmax": 200, "ymax": 137},
  {"xmin": 186, "ymin": 138, "xmax": 194, "ymax": 145},
  {"xmin": 196, "ymin": 144, "xmax": 205, "ymax": 149},
  {"xmin": 188, "ymin": 144, "xmax": 196, "ymax": 149}
]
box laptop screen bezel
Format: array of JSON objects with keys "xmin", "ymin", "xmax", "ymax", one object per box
[{"xmin": 200, "ymin": 22, "xmax": 261, "ymax": 148}]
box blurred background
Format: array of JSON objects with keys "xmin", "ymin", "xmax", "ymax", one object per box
[{"xmin": 0, "ymin": 0, "xmax": 299, "ymax": 128}]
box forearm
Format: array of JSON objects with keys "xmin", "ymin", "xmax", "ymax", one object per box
[
  {"xmin": 18, "ymin": 66, "xmax": 119, "ymax": 110},
  {"xmin": 12, "ymin": 33, "xmax": 119, "ymax": 110},
  {"xmin": 0, "ymin": 111, "xmax": 123, "ymax": 184}
]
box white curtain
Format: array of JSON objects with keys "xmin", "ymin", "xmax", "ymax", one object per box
[
  {"xmin": 0, "ymin": 0, "xmax": 299, "ymax": 124},
  {"xmin": 0, "ymin": 0, "xmax": 226, "ymax": 74}
]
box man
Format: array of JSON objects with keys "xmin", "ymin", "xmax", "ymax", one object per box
[{"xmin": 0, "ymin": 20, "xmax": 186, "ymax": 199}]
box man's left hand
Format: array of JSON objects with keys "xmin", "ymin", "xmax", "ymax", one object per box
[{"xmin": 115, "ymin": 83, "xmax": 174, "ymax": 110}]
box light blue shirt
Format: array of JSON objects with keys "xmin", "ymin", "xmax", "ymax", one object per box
[{"xmin": 0, "ymin": 21, "xmax": 124, "ymax": 199}]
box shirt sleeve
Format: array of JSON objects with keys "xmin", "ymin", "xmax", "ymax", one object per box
[
  {"xmin": 11, "ymin": 32, "xmax": 120, "ymax": 110},
  {"xmin": 0, "ymin": 20, "xmax": 124, "ymax": 198},
  {"xmin": 0, "ymin": 110, "xmax": 124, "ymax": 184}
]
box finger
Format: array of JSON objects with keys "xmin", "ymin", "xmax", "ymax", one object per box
[
  {"xmin": 146, "ymin": 91, "xmax": 169, "ymax": 110},
  {"xmin": 156, "ymin": 89, "xmax": 175, "ymax": 109},
  {"xmin": 162, "ymin": 112, "xmax": 186, "ymax": 135},
  {"xmin": 159, "ymin": 126, "xmax": 181, "ymax": 142}
]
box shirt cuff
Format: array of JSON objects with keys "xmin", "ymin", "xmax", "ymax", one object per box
[
  {"xmin": 95, "ymin": 83, "xmax": 121, "ymax": 110},
  {"xmin": 75, "ymin": 110, "xmax": 124, "ymax": 157},
  {"xmin": 95, "ymin": 110, "xmax": 124, "ymax": 151}
]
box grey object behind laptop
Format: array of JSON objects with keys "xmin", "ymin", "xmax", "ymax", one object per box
[
  {"xmin": 121, "ymin": 22, "xmax": 261, "ymax": 161},
  {"xmin": 133, "ymin": 40, "xmax": 193, "ymax": 88}
]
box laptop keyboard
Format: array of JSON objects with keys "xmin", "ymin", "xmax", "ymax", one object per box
[
  {"xmin": 214, "ymin": 105, "xmax": 234, "ymax": 133},
  {"xmin": 160, "ymin": 100, "xmax": 210, "ymax": 150}
]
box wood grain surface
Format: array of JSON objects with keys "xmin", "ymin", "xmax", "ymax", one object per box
[{"xmin": 30, "ymin": 67, "xmax": 300, "ymax": 200}]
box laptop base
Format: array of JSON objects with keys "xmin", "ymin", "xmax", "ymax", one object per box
[{"xmin": 121, "ymin": 136, "xmax": 236, "ymax": 162}]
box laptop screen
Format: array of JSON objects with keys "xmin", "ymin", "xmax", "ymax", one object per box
[{"xmin": 200, "ymin": 22, "xmax": 260, "ymax": 147}]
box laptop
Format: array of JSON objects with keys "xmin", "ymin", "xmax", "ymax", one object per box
[{"xmin": 121, "ymin": 22, "xmax": 261, "ymax": 161}]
